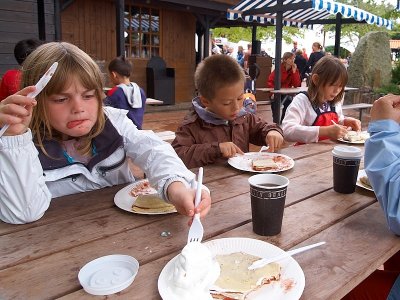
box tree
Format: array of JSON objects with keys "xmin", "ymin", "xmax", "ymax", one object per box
[{"xmin": 212, "ymin": 25, "xmax": 303, "ymax": 44}]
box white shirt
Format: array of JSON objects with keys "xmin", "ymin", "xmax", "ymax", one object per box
[{"xmin": 282, "ymin": 93, "xmax": 345, "ymax": 144}]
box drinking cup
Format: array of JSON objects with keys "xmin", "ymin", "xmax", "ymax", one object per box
[
  {"xmin": 248, "ymin": 174, "xmax": 289, "ymax": 236},
  {"xmin": 332, "ymin": 145, "xmax": 363, "ymax": 194}
]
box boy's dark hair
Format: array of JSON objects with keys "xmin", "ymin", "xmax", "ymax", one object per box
[
  {"xmin": 108, "ymin": 56, "xmax": 132, "ymax": 77},
  {"xmin": 195, "ymin": 55, "xmax": 245, "ymax": 100},
  {"xmin": 14, "ymin": 38, "xmax": 44, "ymax": 65}
]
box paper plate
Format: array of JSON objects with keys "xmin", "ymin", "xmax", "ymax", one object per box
[
  {"xmin": 356, "ymin": 169, "xmax": 374, "ymax": 192},
  {"xmin": 228, "ymin": 152, "xmax": 294, "ymax": 173},
  {"xmin": 78, "ymin": 254, "xmax": 139, "ymax": 295},
  {"xmin": 158, "ymin": 238, "xmax": 305, "ymax": 300}
]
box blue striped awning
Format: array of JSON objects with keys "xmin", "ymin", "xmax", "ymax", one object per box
[{"xmin": 227, "ymin": 0, "xmax": 393, "ymax": 30}]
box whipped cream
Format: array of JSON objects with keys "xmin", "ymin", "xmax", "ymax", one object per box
[{"xmin": 168, "ymin": 242, "xmax": 220, "ymax": 300}]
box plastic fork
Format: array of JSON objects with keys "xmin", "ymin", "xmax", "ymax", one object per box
[
  {"xmin": 0, "ymin": 62, "xmax": 58, "ymax": 138},
  {"xmin": 187, "ymin": 167, "xmax": 204, "ymax": 243}
]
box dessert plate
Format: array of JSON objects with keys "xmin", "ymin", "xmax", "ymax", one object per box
[
  {"xmin": 356, "ymin": 169, "xmax": 374, "ymax": 192},
  {"xmin": 228, "ymin": 152, "xmax": 294, "ymax": 173},
  {"xmin": 114, "ymin": 180, "xmax": 177, "ymax": 215},
  {"xmin": 158, "ymin": 237, "xmax": 305, "ymax": 300}
]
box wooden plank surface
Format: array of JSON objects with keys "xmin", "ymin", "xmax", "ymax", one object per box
[{"xmin": 1, "ymin": 141, "xmax": 394, "ymax": 300}]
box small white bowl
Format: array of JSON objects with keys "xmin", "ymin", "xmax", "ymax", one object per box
[{"xmin": 78, "ymin": 254, "xmax": 139, "ymax": 295}]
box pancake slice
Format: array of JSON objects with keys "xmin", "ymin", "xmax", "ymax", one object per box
[{"xmin": 211, "ymin": 252, "xmax": 281, "ymax": 299}]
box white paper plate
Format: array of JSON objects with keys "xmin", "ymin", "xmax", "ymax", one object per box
[
  {"xmin": 158, "ymin": 238, "xmax": 305, "ymax": 300},
  {"xmin": 79, "ymin": 254, "xmax": 139, "ymax": 296},
  {"xmin": 337, "ymin": 131, "xmax": 370, "ymax": 144},
  {"xmin": 356, "ymin": 169, "xmax": 374, "ymax": 192},
  {"xmin": 114, "ymin": 181, "xmax": 177, "ymax": 215},
  {"xmin": 228, "ymin": 152, "xmax": 295, "ymax": 173}
]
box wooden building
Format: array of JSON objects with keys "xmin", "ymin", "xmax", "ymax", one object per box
[{"xmin": 0, "ymin": 0, "xmax": 239, "ymax": 103}]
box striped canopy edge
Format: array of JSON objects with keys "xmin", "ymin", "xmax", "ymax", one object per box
[{"xmin": 227, "ymin": 0, "xmax": 393, "ymax": 30}]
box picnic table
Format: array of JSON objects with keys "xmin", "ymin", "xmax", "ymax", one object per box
[{"xmin": 1, "ymin": 141, "xmax": 398, "ymax": 299}]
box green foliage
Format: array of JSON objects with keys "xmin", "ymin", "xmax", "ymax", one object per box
[
  {"xmin": 392, "ymin": 60, "xmax": 400, "ymax": 85},
  {"xmin": 324, "ymin": 45, "xmax": 351, "ymax": 58},
  {"xmin": 375, "ymin": 83, "xmax": 400, "ymax": 95},
  {"xmin": 212, "ymin": 26, "xmax": 303, "ymax": 44}
]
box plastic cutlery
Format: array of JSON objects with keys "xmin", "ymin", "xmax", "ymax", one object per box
[
  {"xmin": 0, "ymin": 62, "xmax": 58, "ymax": 137},
  {"xmin": 187, "ymin": 167, "xmax": 204, "ymax": 243},
  {"xmin": 248, "ymin": 241, "xmax": 326, "ymax": 270}
]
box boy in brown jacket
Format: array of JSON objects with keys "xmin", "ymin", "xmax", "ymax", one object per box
[{"xmin": 172, "ymin": 55, "xmax": 284, "ymax": 168}]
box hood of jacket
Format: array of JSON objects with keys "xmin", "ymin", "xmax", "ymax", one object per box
[
  {"xmin": 187, "ymin": 96, "xmax": 247, "ymax": 126},
  {"xmin": 117, "ymin": 82, "xmax": 142, "ymax": 108}
]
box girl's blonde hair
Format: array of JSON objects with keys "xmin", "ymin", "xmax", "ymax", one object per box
[
  {"xmin": 282, "ymin": 52, "xmax": 294, "ymax": 61},
  {"xmin": 21, "ymin": 42, "xmax": 106, "ymax": 157},
  {"xmin": 308, "ymin": 56, "xmax": 348, "ymax": 107}
]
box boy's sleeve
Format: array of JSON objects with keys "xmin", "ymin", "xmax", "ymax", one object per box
[
  {"xmin": 247, "ymin": 114, "xmax": 283, "ymax": 146},
  {"xmin": 171, "ymin": 125, "xmax": 221, "ymax": 169}
]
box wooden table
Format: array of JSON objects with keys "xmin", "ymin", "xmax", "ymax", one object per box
[{"xmin": 1, "ymin": 141, "xmax": 398, "ymax": 300}]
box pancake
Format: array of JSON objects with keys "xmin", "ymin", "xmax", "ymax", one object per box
[
  {"xmin": 211, "ymin": 252, "xmax": 281, "ymax": 300},
  {"xmin": 360, "ymin": 175, "xmax": 373, "ymax": 190}
]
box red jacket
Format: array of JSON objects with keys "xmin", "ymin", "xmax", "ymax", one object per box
[
  {"xmin": 267, "ymin": 66, "xmax": 301, "ymax": 89},
  {"xmin": 0, "ymin": 69, "xmax": 21, "ymax": 101}
]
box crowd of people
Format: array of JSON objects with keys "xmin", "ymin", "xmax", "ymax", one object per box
[{"xmin": 0, "ymin": 38, "xmax": 398, "ymax": 299}]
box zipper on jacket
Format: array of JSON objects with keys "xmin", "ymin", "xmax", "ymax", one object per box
[{"xmin": 96, "ymin": 150, "xmax": 126, "ymax": 177}]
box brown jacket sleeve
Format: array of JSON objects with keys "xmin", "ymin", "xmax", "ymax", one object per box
[
  {"xmin": 171, "ymin": 123, "xmax": 222, "ymax": 168},
  {"xmin": 247, "ymin": 114, "xmax": 283, "ymax": 146}
]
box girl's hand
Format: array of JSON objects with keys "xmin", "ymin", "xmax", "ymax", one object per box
[
  {"xmin": 343, "ymin": 117, "xmax": 361, "ymax": 131},
  {"xmin": 219, "ymin": 142, "xmax": 244, "ymax": 158},
  {"xmin": 167, "ymin": 181, "xmax": 211, "ymax": 224},
  {"xmin": 265, "ymin": 130, "xmax": 284, "ymax": 152},
  {"xmin": 0, "ymin": 86, "xmax": 37, "ymax": 136},
  {"xmin": 320, "ymin": 124, "xmax": 348, "ymax": 140}
]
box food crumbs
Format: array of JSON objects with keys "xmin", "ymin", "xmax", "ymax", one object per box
[{"xmin": 281, "ymin": 278, "xmax": 295, "ymax": 292}]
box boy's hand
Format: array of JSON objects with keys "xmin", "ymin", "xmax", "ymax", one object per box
[
  {"xmin": 167, "ymin": 181, "xmax": 211, "ymax": 224},
  {"xmin": 219, "ymin": 142, "xmax": 244, "ymax": 158},
  {"xmin": 370, "ymin": 94, "xmax": 400, "ymax": 123},
  {"xmin": 265, "ymin": 130, "xmax": 284, "ymax": 152},
  {"xmin": 0, "ymin": 86, "xmax": 37, "ymax": 136},
  {"xmin": 343, "ymin": 117, "xmax": 361, "ymax": 131}
]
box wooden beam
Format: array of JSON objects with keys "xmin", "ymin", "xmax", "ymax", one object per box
[{"xmin": 116, "ymin": 0, "xmax": 125, "ymax": 57}]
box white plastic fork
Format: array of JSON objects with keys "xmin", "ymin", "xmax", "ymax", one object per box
[{"xmin": 187, "ymin": 167, "xmax": 204, "ymax": 243}]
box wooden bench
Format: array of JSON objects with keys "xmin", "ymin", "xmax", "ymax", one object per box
[{"xmin": 342, "ymin": 103, "xmax": 373, "ymax": 120}]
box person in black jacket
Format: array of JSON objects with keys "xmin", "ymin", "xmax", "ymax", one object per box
[
  {"xmin": 306, "ymin": 42, "xmax": 325, "ymax": 74},
  {"xmin": 294, "ymin": 49, "xmax": 307, "ymax": 80}
]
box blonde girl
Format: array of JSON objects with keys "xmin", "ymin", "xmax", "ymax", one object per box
[{"xmin": 0, "ymin": 42, "xmax": 211, "ymax": 224}]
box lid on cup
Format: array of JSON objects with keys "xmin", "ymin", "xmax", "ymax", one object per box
[
  {"xmin": 78, "ymin": 254, "xmax": 139, "ymax": 295},
  {"xmin": 332, "ymin": 145, "xmax": 363, "ymax": 159}
]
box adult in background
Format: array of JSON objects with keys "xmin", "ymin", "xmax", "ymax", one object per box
[
  {"xmin": 305, "ymin": 42, "xmax": 325, "ymax": 74},
  {"xmin": 267, "ymin": 52, "xmax": 301, "ymax": 122},
  {"xmin": 302, "ymin": 47, "xmax": 309, "ymax": 61},
  {"xmin": 291, "ymin": 41, "xmax": 298, "ymax": 54},
  {"xmin": 342, "ymin": 94, "xmax": 400, "ymax": 300},
  {"xmin": 243, "ymin": 43, "xmax": 252, "ymax": 71},
  {"xmin": 0, "ymin": 38, "xmax": 43, "ymax": 101},
  {"xmin": 237, "ymin": 45, "xmax": 245, "ymax": 68},
  {"xmin": 294, "ymin": 49, "xmax": 307, "ymax": 80}
]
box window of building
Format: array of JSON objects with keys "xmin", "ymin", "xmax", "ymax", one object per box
[{"xmin": 124, "ymin": 4, "xmax": 160, "ymax": 58}]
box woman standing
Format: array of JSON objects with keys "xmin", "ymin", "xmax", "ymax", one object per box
[{"xmin": 306, "ymin": 42, "xmax": 325, "ymax": 74}]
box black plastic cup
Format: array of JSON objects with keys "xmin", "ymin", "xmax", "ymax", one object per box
[
  {"xmin": 248, "ymin": 174, "xmax": 289, "ymax": 236},
  {"xmin": 332, "ymin": 146, "xmax": 363, "ymax": 194}
]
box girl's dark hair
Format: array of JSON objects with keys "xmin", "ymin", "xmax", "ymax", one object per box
[
  {"xmin": 308, "ymin": 56, "xmax": 348, "ymax": 106},
  {"xmin": 108, "ymin": 56, "xmax": 132, "ymax": 77}
]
